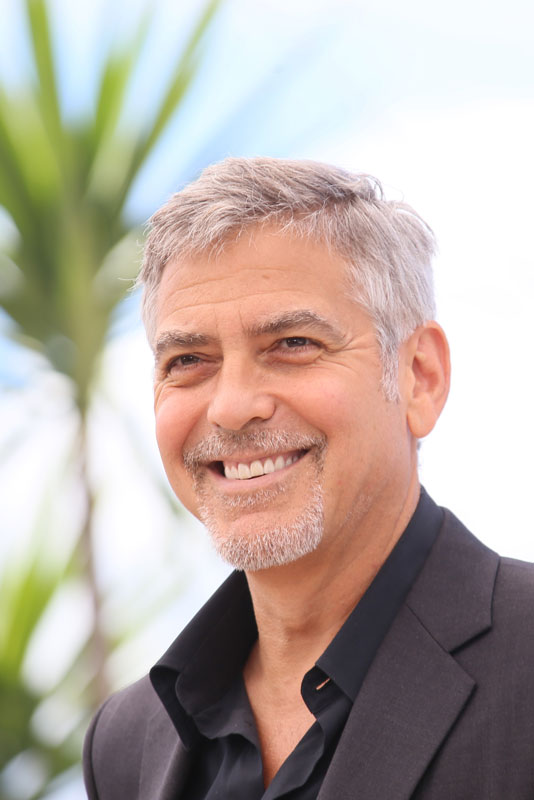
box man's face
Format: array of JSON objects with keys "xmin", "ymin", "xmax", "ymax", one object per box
[{"xmin": 153, "ymin": 227, "xmax": 417, "ymax": 572}]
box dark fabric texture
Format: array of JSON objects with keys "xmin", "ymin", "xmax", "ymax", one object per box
[
  {"xmin": 148, "ymin": 488, "xmax": 443, "ymax": 800},
  {"xmin": 83, "ymin": 506, "xmax": 534, "ymax": 800}
]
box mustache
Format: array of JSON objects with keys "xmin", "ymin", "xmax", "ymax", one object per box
[{"xmin": 182, "ymin": 429, "xmax": 326, "ymax": 471}]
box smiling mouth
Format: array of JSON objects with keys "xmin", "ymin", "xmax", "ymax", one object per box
[{"xmin": 210, "ymin": 449, "xmax": 307, "ymax": 480}]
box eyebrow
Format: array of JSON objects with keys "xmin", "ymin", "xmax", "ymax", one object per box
[
  {"xmin": 155, "ymin": 330, "xmax": 216, "ymax": 359},
  {"xmin": 246, "ymin": 310, "xmax": 343, "ymax": 340},
  {"xmin": 154, "ymin": 310, "xmax": 343, "ymax": 360}
]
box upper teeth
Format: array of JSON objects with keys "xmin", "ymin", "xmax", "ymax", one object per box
[{"xmin": 224, "ymin": 454, "xmax": 299, "ymax": 480}]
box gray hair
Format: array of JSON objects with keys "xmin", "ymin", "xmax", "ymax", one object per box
[{"xmin": 138, "ymin": 156, "xmax": 436, "ymax": 399}]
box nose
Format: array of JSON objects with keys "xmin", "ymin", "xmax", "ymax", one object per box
[{"xmin": 206, "ymin": 360, "xmax": 276, "ymax": 431}]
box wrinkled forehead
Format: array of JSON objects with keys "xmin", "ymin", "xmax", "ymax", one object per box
[
  {"xmin": 159, "ymin": 223, "xmax": 357, "ymax": 296},
  {"xmin": 153, "ymin": 227, "xmax": 369, "ymax": 341},
  {"xmin": 162, "ymin": 236, "xmax": 358, "ymax": 309}
]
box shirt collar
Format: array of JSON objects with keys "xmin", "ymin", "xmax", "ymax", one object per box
[
  {"xmin": 150, "ymin": 487, "xmax": 444, "ymax": 741},
  {"xmin": 316, "ymin": 487, "xmax": 443, "ymax": 699}
]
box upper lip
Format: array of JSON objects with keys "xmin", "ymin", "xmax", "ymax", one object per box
[
  {"xmin": 183, "ymin": 431, "xmax": 323, "ymax": 472},
  {"xmin": 217, "ymin": 449, "xmax": 303, "ymax": 468}
]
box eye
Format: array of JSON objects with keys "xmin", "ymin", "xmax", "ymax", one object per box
[
  {"xmin": 166, "ymin": 353, "xmax": 202, "ymax": 374},
  {"xmin": 269, "ymin": 336, "xmax": 322, "ymax": 362},
  {"xmin": 278, "ymin": 336, "xmax": 321, "ymax": 351},
  {"xmin": 159, "ymin": 352, "xmax": 215, "ymax": 387},
  {"xmin": 283, "ymin": 337, "xmax": 311, "ymax": 348},
  {"xmin": 175, "ymin": 354, "xmax": 200, "ymax": 366}
]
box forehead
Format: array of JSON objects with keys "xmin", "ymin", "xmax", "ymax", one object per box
[{"xmin": 155, "ymin": 227, "xmax": 355, "ymax": 328}]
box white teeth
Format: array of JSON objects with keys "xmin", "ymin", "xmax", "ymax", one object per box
[
  {"xmin": 238, "ymin": 463, "xmax": 251, "ymax": 480},
  {"xmin": 224, "ymin": 453, "xmax": 301, "ymax": 480}
]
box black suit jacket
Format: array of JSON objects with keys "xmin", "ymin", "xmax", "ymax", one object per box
[{"xmin": 83, "ymin": 509, "xmax": 534, "ymax": 798}]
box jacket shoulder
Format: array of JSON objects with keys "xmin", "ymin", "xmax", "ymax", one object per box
[
  {"xmin": 83, "ymin": 675, "xmax": 176, "ymax": 799},
  {"xmin": 498, "ymin": 554, "xmax": 534, "ymax": 581},
  {"xmin": 493, "ymin": 555, "xmax": 534, "ymax": 627}
]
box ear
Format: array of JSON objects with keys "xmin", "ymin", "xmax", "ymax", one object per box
[{"xmin": 401, "ymin": 322, "xmax": 450, "ymax": 439}]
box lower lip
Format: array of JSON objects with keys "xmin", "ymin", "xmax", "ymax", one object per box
[{"xmin": 210, "ymin": 453, "xmax": 306, "ymax": 490}]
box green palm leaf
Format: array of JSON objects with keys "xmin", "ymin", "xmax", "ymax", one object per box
[{"xmin": 0, "ymin": 0, "xmax": 221, "ymax": 794}]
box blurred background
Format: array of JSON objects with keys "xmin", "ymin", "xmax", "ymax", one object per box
[{"xmin": 0, "ymin": 0, "xmax": 533, "ymax": 797}]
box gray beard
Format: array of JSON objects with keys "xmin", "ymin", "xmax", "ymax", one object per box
[
  {"xmin": 197, "ymin": 483, "xmax": 324, "ymax": 571},
  {"xmin": 183, "ymin": 429, "xmax": 326, "ymax": 572}
]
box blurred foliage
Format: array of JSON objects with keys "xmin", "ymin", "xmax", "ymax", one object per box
[
  {"xmin": 0, "ymin": 516, "xmax": 79, "ymax": 788},
  {"xmin": 0, "ymin": 0, "xmax": 220, "ymax": 796},
  {"xmin": 0, "ymin": 0, "xmax": 218, "ymax": 411}
]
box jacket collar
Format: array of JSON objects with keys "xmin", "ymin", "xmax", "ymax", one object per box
[
  {"xmin": 318, "ymin": 509, "xmax": 499, "ymax": 800},
  {"xmin": 407, "ymin": 508, "xmax": 497, "ymax": 652}
]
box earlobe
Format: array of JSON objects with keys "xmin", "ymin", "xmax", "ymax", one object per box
[{"xmin": 404, "ymin": 323, "xmax": 451, "ymax": 439}]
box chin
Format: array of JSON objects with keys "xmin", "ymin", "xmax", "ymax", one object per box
[{"xmin": 199, "ymin": 487, "xmax": 324, "ymax": 572}]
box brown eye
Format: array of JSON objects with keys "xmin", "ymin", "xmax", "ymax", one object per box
[
  {"xmin": 271, "ymin": 337, "xmax": 321, "ymax": 362},
  {"xmin": 168, "ymin": 354, "xmax": 201, "ymax": 373},
  {"xmin": 177, "ymin": 354, "xmax": 200, "ymax": 365}
]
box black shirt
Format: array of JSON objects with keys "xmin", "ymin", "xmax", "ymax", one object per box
[{"xmin": 150, "ymin": 488, "xmax": 443, "ymax": 799}]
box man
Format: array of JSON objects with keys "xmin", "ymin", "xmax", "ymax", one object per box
[{"xmin": 83, "ymin": 158, "xmax": 534, "ymax": 799}]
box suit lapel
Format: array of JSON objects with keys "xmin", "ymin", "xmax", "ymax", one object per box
[
  {"xmin": 319, "ymin": 510, "xmax": 499, "ymax": 800},
  {"xmin": 318, "ymin": 604, "xmax": 475, "ymax": 799}
]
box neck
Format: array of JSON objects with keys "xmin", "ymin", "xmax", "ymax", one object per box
[{"xmin": 245, "ymin": 476, "xmax": 421, "ymax": 678}]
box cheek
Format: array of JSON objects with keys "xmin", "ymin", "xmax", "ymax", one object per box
[
  {"xmin": 155, "ymin": 399, "xmax": 202, "ymax": 514},
  {"xmin": 301, "ymin": 380, "xmax": 397, "ymax": 468},
  {"xmin": 154, "ymin": 394, "xmax": 196, "ymax": 467},
  {"xmin": 155, "ymin": 405, "xmax": 179, "ymax": 461},
  {"xmin": 294, "ymin": 381, "xmax": 358, "ymax": 438}
]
